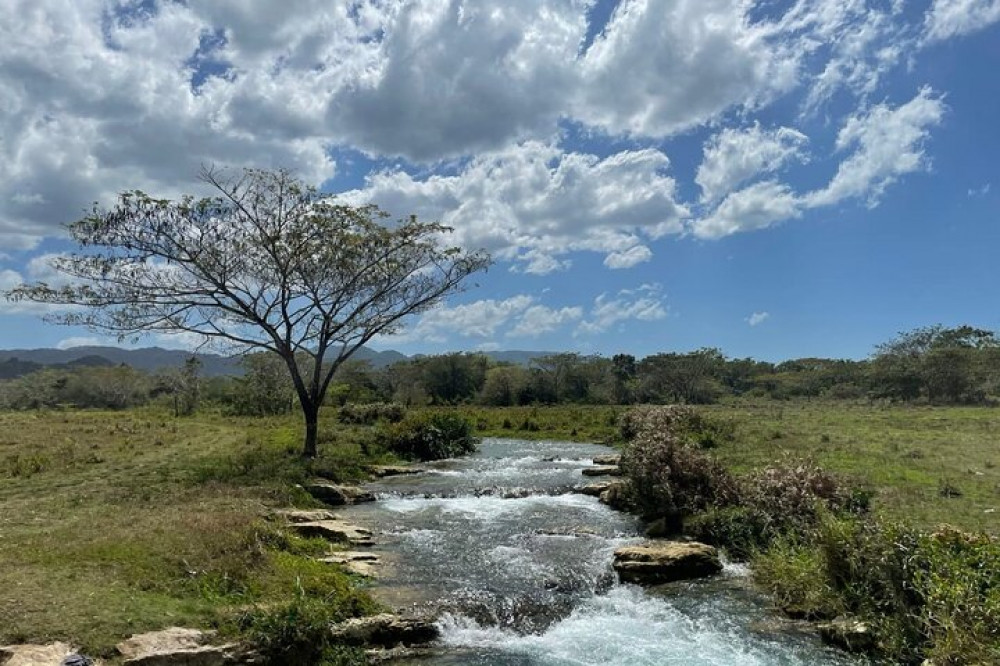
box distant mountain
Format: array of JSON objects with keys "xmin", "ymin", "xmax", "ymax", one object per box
[{"xmin": 0, "ymin": 345, "xmax": 556, "ymax": 379}]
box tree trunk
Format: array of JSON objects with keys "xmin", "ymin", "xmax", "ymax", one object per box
[{"xmin": 302, "ymin": 402, "xmax": 319, "ymax": 458}]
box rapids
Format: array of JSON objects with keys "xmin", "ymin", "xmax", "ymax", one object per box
[{"xmin": 339, "ymin": 438, "xmax": 862, "ymax": 665}]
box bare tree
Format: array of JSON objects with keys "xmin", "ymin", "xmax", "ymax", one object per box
[{"xmin": 6, "ymin": 168, "xmax": 490, "ymax": 456}]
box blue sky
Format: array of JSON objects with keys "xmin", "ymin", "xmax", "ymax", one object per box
[{"xmin": 0, "ymin": 0, "xmax": 998, "ymax": 361}]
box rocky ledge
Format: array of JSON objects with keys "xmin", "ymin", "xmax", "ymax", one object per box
[
  {"xmin": 612, "ymin": 541, "xmax": 722, "ymax": 585},
  {"xmin": 303, "ymin": 482, "xmax": 376, "ymax": 506},
  {"xmin": 115, "ymin": 627, "xmax": 249, "ymax": 666},
  {"xmin": 581, "ymin": 465, "xmax": 622, "ymax": 477},
  {"xmin": 329, "ymin": 614, "xmax": 439, "ymax": 649},
  {"xmin": 290, "ymin": 519, "xmax": 374, "ymax": 547},
  {"xmin": 0, "ymin": 642, "xmax": 103, "ymax": 666}
]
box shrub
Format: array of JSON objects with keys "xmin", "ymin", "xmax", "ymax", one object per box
[
  {"xmin": 337, "ymin": 402, "xmax": 406, "ymax": 425},
  {"xmin": 382, "ymin": 412, "xmax": 478, "ymax": 461},
  {"xmin": 686, "ymin": 506, "xmax": 771, "ymax": 560},
  {"xmin": 619, "ymin": 405, "xmax": 739, "ymax": 520}
]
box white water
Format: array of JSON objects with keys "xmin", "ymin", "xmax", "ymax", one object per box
[{"xmin": 340, "ymin": 438, "xmax": 860, "ymax": 665}]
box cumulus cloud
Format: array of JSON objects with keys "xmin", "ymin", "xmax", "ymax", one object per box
[
  {"xmin": 56, "ymin": 336, "xmax": 106, "ymax": 349},
  {"xmin": 746, "ymin": 311, "xmax": 770, "ymax": 326},
  {"xmin": 341, "ymin": 142, "xmax": 687, "ymax": 273},
  {"xmin": 577, "ymin": 285, "xmax": 668, "ymax": 335},
  {"xmin": 576, "ymin": 0, "xmax": 799, "ymax": 136},
  {"xmin": 696, "ymin": 124, "xmax": 809, "ymax": 203},
  {"xmin": 806, "ymin": 87, "xmax": 946, "ymax": 208},
  {"xmin": 390, "ymin": 295, "xmax": 535, "ymax": 343},
  {"xmin": 924, "ymin": 0, "xmax": 1000, "ymax": 42},
  {"xmin": 509, "ymin": 304, "xmax": 583, "ymax": 338},
  {"xmin": 693, "ymin": 181, "xmax": 802, "ymax": 239}
]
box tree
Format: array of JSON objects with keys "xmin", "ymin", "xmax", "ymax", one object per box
[
  {"xmin": 157, "ymin": 356, "xmax": 201, "ymax": 416},
  {"xmin": 6, "ymin": 168, "xmax": 490, "ymax": 456}
]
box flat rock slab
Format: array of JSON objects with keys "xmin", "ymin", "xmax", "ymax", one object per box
[
  {"xmin": 370, "ymin": 465, "xmax": 423, "ymax": 478},
  {"xmin": 582, "ymin": 465, "xmax": 621, "ymax": 477},
  {"xmin": 0, "ymin": 643, "xmax": 100, "ymax": 666},
  {"xmin": 329, "ymin": 614, "xmax": 439, "ymax": 648},
  {"xmin": 272, "ymin": 509, "xmax": 340, "ymax": 523},
  {"xmin": 574, "ymin": 482, "xmax": 612, "ymax": 497},
  {"xmin": 613, "ymin": 541, "xmax": 722, "ymax": 585},
  {"xmin": 592, "ymin": 454, "xmax": 621, "ymax": 466},
  {"xmin": 304, "ymin": 482, "xmax": 376, "ymax": 506},
  {"xmin": 292, "ymin": 520, "xmax": 374, "ymax": 546},
  {"xmin": 116, "ymin": 628, "xmax": 242, "ymax": 666},
  {"xmin": 318, "ymin": 551, "xmax": 381, "ymax": 577}
]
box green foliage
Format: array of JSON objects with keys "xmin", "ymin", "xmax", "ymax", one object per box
[
  {"xmin": 224, "ymin": 352, "xmax": 296, "ymax": 417},
  {"xmin": 753, "ymin": 519, "xmax": 1000, "ymax": 664},
  {"xmin": 382, "ymin": 412, "xmax": 478, "ymax": 461},
  {"xmin": 337, "ymin": 402, "xmax": 406, "ymax": 425}
]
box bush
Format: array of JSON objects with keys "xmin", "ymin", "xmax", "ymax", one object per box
[
  {"xmin": 382, "ymin": 412, "xmax": 478, "ymax": 461},
  {"xmin": 337, "ymin": 402, "xmax": 406, "ymax": 425},
  {"xmin": 686, "ymin": 506, "xmax": 771, "ymax": 560},
  {"xmin": 619, "ymin": 405, "xmax": 739, "ymax": 521}
]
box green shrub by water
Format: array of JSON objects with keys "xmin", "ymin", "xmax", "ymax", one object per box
[{"xmin": 382, "ymin": 412, "xmax": 478, "ymax": 461}]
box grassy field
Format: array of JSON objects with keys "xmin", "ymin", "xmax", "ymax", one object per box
[
  {"xmin": 1, "ymin": 399, "xmax": 997, "ymax": 657},
  {"xmin": 453, "ymin": 401, "xmax": 1000, "ymax": 532},
  {"xmin": 0, "ymin": 408, "xmax": 387, "ymax": 659}
]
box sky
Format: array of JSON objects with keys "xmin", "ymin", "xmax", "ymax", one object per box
[{"xmin": 0, "ymin": 0, "xmax": 998, "ymax": 361}]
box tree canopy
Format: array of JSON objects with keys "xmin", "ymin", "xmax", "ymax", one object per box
[{"xmin": 6, "ymin": 167, "xmax": 490, "ymax": 455}]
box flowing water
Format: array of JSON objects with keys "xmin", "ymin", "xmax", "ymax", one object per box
[{"xmin": 339, "ymin": 438, "xmax": 862, "ymax": 665}]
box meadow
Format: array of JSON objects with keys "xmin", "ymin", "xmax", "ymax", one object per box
[{"xmin": 1, "ymin": 399, "xmax": 997, "ymax": 658}]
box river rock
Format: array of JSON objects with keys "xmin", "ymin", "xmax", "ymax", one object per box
[
  {"xmin": 592, "ymin": 454, "xmax": 621, "ymax": 466},
  {"xmin": 598, "ymin": 481, "xmax": 633, "ymax": 510},
  {"xmin": 369, "ymin": 465, "xmax": 422, "ymax": 478},
  {"xmin": 613, "ymin": 541, "xmax": 722, "ymax": 584},
  {"xmin": 817, "ymin": 617, "xmax": 875, "ymax": 653},
  {"xmin": 317, "ymin": 551, "xmax": 381, "ymax": 577},
  {"xmin": 329, "ymin": 614, "xmax": 439, "ymax": 648},
  {"xmin": 574, "ymin": 482, "xmax": 612, "ymax": 497},
  {"xmin": 582, "ymin": 465, "xmax": 621, "ymax": 477},
  {"xmin": 115, "ymin": 628, "xmax": 243, "ymax": 666},
  {"xmin": 304, "ymin": 482, "xmax": 375, "ymax": 506},
  {"xmin": 0, "ymin": 643, "xmax": 97, "ymax": 666},
  {"xmin": 292, "ymin": 520, "xmax": 374, "ymax": 546},
  {"xmin": 273, "ymin": 508, "xmax": 340, "ymax": 523}
]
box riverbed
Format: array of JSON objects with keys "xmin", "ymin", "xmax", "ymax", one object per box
[{"xmin": 339, "ymin": 438, "xmax": 862, "ymax": 665}]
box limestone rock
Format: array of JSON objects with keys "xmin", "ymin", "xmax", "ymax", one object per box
[
  {"xmin": 115, "ymin": 628, "xmax": 243, "ymax": 666},
  {"xmin": 582, "ymin": 465, "xmax": 621, "ymax": 477},
  {"xmin": 273, "ymin": 509, "xmax": 339, "ymax": 523},
  {"xmin": 304, "ymin": 482, "xmax": 375, "ymax": 506},
  {"xmin": 598, "ymin": 481, "xmax": 632, "ymax": 510},
  {"xmin": 292, "ymin": 520, "xmax": 374, "ymax": 546},
  {"xmin": 613, "ymin": 541, "xmax": 722, "ymax": 584},
  {"xmin": 574, "ymin": 482, "xmax": 612, "ymax": 497},
  {"xmin": 329, "ymin": 614, "xmax": 439, "ymax": 648},
  {"xmin": 0, "ymin": 643, "xmax": 92, "ymax": 666},
  {"xmin": 592, "ymin": 454, "xmax": 621, "ymax": 466},
  {"xmin": 317, "ymin": 551, "xmax": 381, "ymax": 577},
  {"xmin": 817, "ymin": 617, "xmax": 875, "ymax": 653},
  {"xmin": 369, "ymin": 465, "xmax": 422, "ymax": 478}
]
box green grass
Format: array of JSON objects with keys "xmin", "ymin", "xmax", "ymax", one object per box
[
  {"xmin": 0, "ymin": 408, "xmax": 386, "ymax": 658},
  {"xmin": 449, "ymin": 401, "xmax": 999, "ymax": 532}
]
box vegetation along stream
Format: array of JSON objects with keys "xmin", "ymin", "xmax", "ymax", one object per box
[{"xmin": 340, "ymin": 438, "xmax": 862, "ymax": 665}]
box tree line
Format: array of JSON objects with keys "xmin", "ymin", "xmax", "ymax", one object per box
[{"xmin": 3, "ymin": 325, "xmax": 997, "ymax": 412}]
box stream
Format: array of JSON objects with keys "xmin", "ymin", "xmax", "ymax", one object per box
[{"xmin": 339, "ymin": 438, "xmax": 862, "ymax": 665}]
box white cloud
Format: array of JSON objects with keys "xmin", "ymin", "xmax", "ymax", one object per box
[
  {"xmin": 806, "ymin": 87, "xmax": 946, "ymax": 208},
  {"xmin": 696, "ymin": 124, "xmax": 809, "ymax": 203},
  {"xmin": 576, "ymin": 286, "xmax": 668, "ymax": 335},
  {"xmin": 508, "ymin": 304, "xmax": 583, "ymax": 338},
  {"xmin": 603, "ymin": 245, "xmax": 653, "ymax": 270},
  {"xmin": 576, "ymin": 0, "xmax": 799, "ymax": 137},
  {"xmin": 56, "ymin": 336, "xmax": 105, "ymax": 349},
  {"xmin": 693, "ymin": 181, "xmax": 802, "ymax": 239},
  {"xmin": 392, "ymin": 295, "xmax": 536, "ymax": 343},
  {"xmin": 341, "ymin": 142, "xmax": 687, "ymax": 273},
  {"xmin": 968, "ymin": 183, "xmax": 992, "ymax": 197},
  {"xmin": 924, "ymin": 0, "xmax": 1000, "ymax": 42},
  {"xmin": 746, "ymin": 311, "xmax": 770, "ymax": 326}
]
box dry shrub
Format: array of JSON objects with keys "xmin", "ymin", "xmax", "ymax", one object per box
[{"xmin": 619, "ymin": 405, "xmax": 739, "ymax": 521}]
